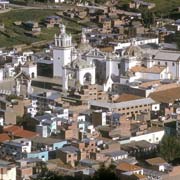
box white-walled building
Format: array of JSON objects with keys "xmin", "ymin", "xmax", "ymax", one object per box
[
  {"xmin": 118, "ymin": 44, "xmax": 180, "ymax": 84},
  {"xmin": 0, "ymin": 160, "xmax": 16, "ymax": 180},
  {"xmin": 14, "ymin": 71, "xmax": 33, "ymax": 97},
  {"xmin": 1, "ymin": 138, "xmax": 32, "ymax": 160},
  {"xmin": 111, "ymin": 37, "xmax": 159, "ymax": 51},
  {"xmin": 25, "ymin": 99, "xmax": 38, "ymax": 117},
  {"xmin": 4, "ymin": 63, "xmax": 15, "ymax": 78},
  {"xmin": 53, "ymin": 25, "xmax": 97, "ymax": 91},
  {"xmin": 53, "ymin": 24, "xmax": 72, "ymax": 77},
  {"xmin": 63, "ymin": 58, "xmax": 96, "ymax": 90},
  {"xmin": 21, "ymin": 60, "xmax": 37, "ymax": 78},
  {"xmin": 119, "ymin": 127, "xmax": 165, "ymax": 145},
  {"xmin": 0, "ymin": 68, "xmax": 3, "ymax": 81}
]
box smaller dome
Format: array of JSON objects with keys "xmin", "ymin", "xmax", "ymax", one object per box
[
  {"xmin": 77, "ymin": 43, "xmax": 92, "ymax": 52},
  {"xmin": 124, "ymin": 45, "xmax": 143, "ymax": 57},
  {"xmin": 71, "ymin": 58, "xmax": 93, "ymax": 69},
  {"xmin": 77, "ymin": 29, "xmax": 92, "ymax": 52}
]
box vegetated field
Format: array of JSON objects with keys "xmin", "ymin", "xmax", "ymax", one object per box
[{"xmin": 0, "ymin": 9, "xmax": 82, "ymax": 48}]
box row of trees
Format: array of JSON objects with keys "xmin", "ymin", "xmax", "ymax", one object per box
[
  {"xmin": 160, "ymin": 135, "xmax": 180, "ymax": 162},
  {"xmin": 36, "ymin": 164, "xmax": 119, "ymax": 180}
]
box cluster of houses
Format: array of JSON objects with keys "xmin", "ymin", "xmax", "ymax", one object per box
[
  {"xmin": 12, "ymin": 16, "xmax": 62, "ymax": 37},
  {"xmin": 0, "ymin": 22, "xmax": 180, "ymax": 179},
  {"xmin": 0, "ymin": 0, "xmax": 180, "ymax": 179},
  {"xmin": 0, "ymin": 88, "xmax": 179, "ymax": 179}
]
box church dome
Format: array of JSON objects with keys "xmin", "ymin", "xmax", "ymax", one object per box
[
  {"xmin": 124, "ymin": 45, "xmax": 143, "ymax": 57},
  {"xmin": 77, "ymin": 29, "xmax": 92, "ymax": 52},
  {"xmin": 71, "ymin": 58, "xmax": 93, "ymax": 69},
  {"xmin": 77, "ymin": 42, "xmax": 92, "ymax": 52}
]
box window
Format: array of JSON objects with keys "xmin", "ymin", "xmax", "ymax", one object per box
[
  {"xmin": 158, "ymin": 62, "xmax": 160, "ymax": 65},
  {"xmin": 68, "ymin": 154, "xmax": 71, "ymax": 157},
  {"xmin": 172, "ymin": 62, "xmax": 175, "ymax": 66},
  {"xmin": 165, "ymin": 62, "xmax": 167, "ymax": 66}
]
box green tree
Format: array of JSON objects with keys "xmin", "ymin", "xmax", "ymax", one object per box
[
  {"xmin": 93, "ymin": 164, "xmax": 118, "ymax": 180},
  {"xmin": 160, "ymin": 135, "xmax": 180, "ymax": 162},
  {"xmin": 36, "ymin": 164, "xmax": 119, "ymax": 180},
  {"xmin": 141, "ymin": 9, "xmax": 154, "ymax": 28},
  {"xmin": 176, "ymin": 31, "xmax": 180, "ymax": 50}
]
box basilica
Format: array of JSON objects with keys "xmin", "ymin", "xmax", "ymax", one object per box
[{"xmin": 52, "ymin": 24, "xmax": 180, "ymax": 93}]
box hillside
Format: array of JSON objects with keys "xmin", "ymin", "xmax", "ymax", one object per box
[
  {"xmin": 0, "ymin": 9, "xmax": 82, "ymax": 48},
  {"xmin": 118, "ymin": 0, "xmax": 180, "ymax": 15}
]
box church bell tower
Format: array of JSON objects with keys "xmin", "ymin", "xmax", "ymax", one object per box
[{"xmin": 53, "ymin": 24, "xmax": 72, "ymax": 77}]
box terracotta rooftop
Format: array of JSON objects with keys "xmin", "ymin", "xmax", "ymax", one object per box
[
  {"xmin": 168, "ymin": 166, "xmax": 180, "ymax": 177},
  {"xmin": 149, "ymin": 86, "xmax": 180, "ymax": 103},
  {"xmin": 113, "ymin": 93, "xmax": 143, "ymax": 103},
  {"xmin": 139, "ymin": 80, "xmax": 160, "ymax": 89},
  {"xmin": 99, "ymin": 46, "xmax": 114, "ymax": 53},
  {"xmin": 146, "ymin": 157, "xmax": 167, "ymax": 166},
  {"xmin": 4, "ymin": 125, "xmax": 22, "ymax": 133},
  {"xmin": 4, "ymin": 125, "xmax": 38, "ymax": 138},
  {"xmin": 155, "ymin": 83, "xmax": 179, "ymax": 92},
  {"xmin": 133, "ymin": 173, "xmax": 147, "ymax": 180},
  {"xmin": 116, "ymin": 162, "xmax": 142, "ymax": 172},
  {"xmin": 14, "ymin": 129, "xmax": 38, "ymax": 138},
  {"xmin": 130, "ymin": 65, "xmax": 166, "ymax": 74},
  {"xmin": 0, "ymin": 133, "xmax": 10, "ymax": 142}
]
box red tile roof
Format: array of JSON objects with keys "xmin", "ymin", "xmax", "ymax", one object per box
[
  {"xmin": 146, "ymin": 157, "xmax": 167, "ymax": 166},
  {"xmin": 149, "ymin": 86, "xmax": 180, "ymax": 103},
  {"xmin": 0, "ymin": 133, "xmax": 10, "ymax": 142},
  {"xmin": 113, "ymin": 93, "xmax": 142, "ymax": 103},
  {"xmin": 4, "ymin": 125, "xmax": 38, "ymax": 138},
  {"xmin": 4, "ymin": 125, "xmax": 22, "ymax": 133},
  {"xmin": 14, "ymin": 129, "xmax": 38, "ymax": 138},
  {"xmin": 130, "ymin": 65, "xmax": 166, "ymax": 74},
  {"xmin": 116, "ymin": 162, "xmax": 142, "ymax": 172}
]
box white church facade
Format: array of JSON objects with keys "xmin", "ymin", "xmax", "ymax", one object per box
[
  {"xmin": 52, "ymin": 24, "xmax": 180, "ymax": 92},
  {"xmin": 53, "ymin": 25, "xmax": 96, "ymax": 91}
]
